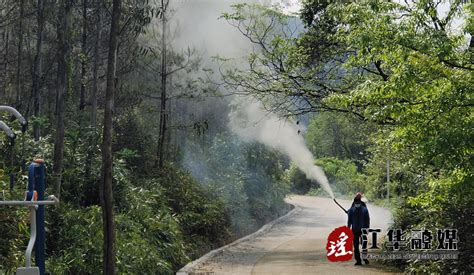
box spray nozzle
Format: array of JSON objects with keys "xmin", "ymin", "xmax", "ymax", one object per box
[{"xmin": 333, "ymin": 198, "xmax": 348, "ymax": 214}]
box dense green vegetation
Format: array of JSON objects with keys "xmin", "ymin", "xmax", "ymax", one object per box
[
  {"xmin": 0, "ymin": 118, "xmax": 290, "ymax": 274},
  {"xmin": 0, "ymin": 0, "xmax": 290, "ymax": 273},
  {"xmin": 0, "ymin": 0, "xmax": 471, "ymax": 274},
  {"xmin": 221, "ymin": 1, "xmax": 473, "ymax": 273}
]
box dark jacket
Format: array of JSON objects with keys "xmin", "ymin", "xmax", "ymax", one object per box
[
  {"xmin": 347, "ymin": 205, "xmax": 370, "ymax": 232},
  {"xmin": 351, "ymin": 201, "xmax": 367, "ymax": 208}
]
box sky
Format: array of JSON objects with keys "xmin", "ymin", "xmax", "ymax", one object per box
[
  {"xmin": 170, "ymin": 0, "xmax": 302, "ymax": 62},
  {"xmin": 258, "ymin": 0, "xmax": 302, "ymax": 14},
  {"xmin": 166, "ymin": 0, "xmax": 469, "ymax": 69}
]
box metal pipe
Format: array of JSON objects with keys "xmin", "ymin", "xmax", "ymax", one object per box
[
  {"xmin": 333, "ymin": 198, "xmax": 348, "ymax": 214},
  {"xmin": 0, "ymin": 106, "xmax": 27, "ymax": 126},
  {"xmin": 25, "ymin": 205, "xmax": 37, "ymax": 267},
  {"xmin": 0, "ymin": 200, "xmax": 58, "ymax": 206},
  {"xmin": 32, "ymin": 161, "xmax": 46, "ymax": 275},
  {"xmin": 0, "ymin": 195, "xmax": 59, "ymax": 206},
  {"xmin": 0, "ymin": 120, "xmax": 15, "ymax": 139}
]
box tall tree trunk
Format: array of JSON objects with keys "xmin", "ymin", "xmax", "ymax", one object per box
[
  {"xmin": 90, "ymin": 0, "xmax": 101, "ymax": 130},
  {"xmin": 53, "ymin": 0, "xmax": 71, "ymax": 198},
  {"xmin": 2, "ymin": 29, "xmax": 9, "ymax": 102},
  {"xmin": 156, "ymin": 0, "xmax": 169, "ymax": 168},
  {"xmin": 79, "ymin": 0, "xmax": 87, "ymax": 111},
  {"xmin": 15, "ymin": 0, "xmax": 24, "ymax": 107},
  {"xmin": 84, "ymin": 0, "xmax": 101, "ymax": 201},
  {"xmin": 32, "ymin": 0, "xmax": 45, "ymax": 141},
  {"xmin": 101, "ymin": 0, "xmax": 121, "ymax": 273}
]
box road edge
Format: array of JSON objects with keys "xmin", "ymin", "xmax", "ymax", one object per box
[{"xmin": 176, "ymin": 198, "xmax": 302, "ymax": 275}]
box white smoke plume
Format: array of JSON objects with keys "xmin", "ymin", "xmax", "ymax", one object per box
[{"xmin": 229, "ymin": 97, "xmax": 335, "ymax": 198}]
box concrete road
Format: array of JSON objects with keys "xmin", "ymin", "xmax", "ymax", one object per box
[{"xmin": 179, "ymin": 195, "xmax": 400, "ymax": 275}]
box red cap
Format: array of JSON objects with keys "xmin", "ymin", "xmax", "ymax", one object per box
[{"xmin": 34, "ymin": 159, "xmax": 45, "ymax": 164}]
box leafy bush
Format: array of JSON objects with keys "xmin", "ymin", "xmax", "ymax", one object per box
[
  {"xmin": 183, "ymin": 132, "xmax": 290, "ymax": 237},
  {"xmin": 152, "ymin": 165, "xmax": 232, "ymax": 259},
  {"xmin": 46, "ymin": 204, "xmax": 102, "ymax": 274},
  {"xmin": 404, "ymin": 171, "xmax": 473, "ymax": 273},
  {"xmin": 243, "ymin": 144, "xmax": 289, "ymax": 224},
  {"xmin": 285, "ymin": 157, "xmax": 367, "ymax": 197},
  {"xmin": 305, "ymin": 112, "xmax": 370, "ymax": 169},
  {"xmin": 315, "ymin": 157, "xmax": 366, "ymax": 196},
  {"xmin": 283, "ymin": 163, "xmax": 314, "ymax": 194},
  {"xmin": 46, "ymin": 183, "xmax": 189, "ymax": 274},
  {"xmin": 0, "ymin": 206, "xmax": 29, "ymax": 273}
]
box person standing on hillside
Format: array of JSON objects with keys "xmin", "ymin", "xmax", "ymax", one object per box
[{"xmin": 347, "ymin": 192, "xmax": 370, "ymax": 265}]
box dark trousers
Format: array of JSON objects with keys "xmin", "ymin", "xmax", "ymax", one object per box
[{"xmin": 353, "ymin": 230, "xmax": 361, "ymax": 263}]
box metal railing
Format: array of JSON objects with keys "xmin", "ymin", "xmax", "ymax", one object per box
[{"xmin": 0, "ymin": 195, "xmax": 59, "ymax": 206}]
